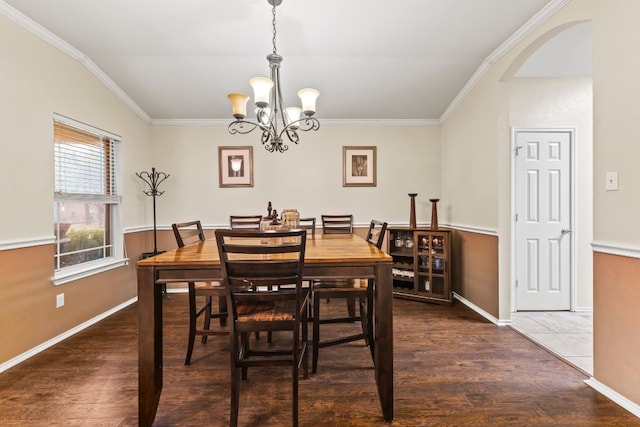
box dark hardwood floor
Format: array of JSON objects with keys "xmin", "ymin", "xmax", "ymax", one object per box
[{"xmin": 1, "ymin": 294, "xmax": 638, "ymax": 426}]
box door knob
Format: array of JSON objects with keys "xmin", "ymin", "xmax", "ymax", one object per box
[{"xmin": 561, "ymin": 228, "xmax": 572, "ymax": 234}]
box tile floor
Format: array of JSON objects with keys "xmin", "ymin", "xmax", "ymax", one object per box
[{"xmin": 510, "ymin": 311, "xmax": 593, "ymax": 376}]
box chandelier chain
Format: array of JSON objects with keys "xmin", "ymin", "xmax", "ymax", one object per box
[{"xmin": 272, "ymin": 5, "xmax": 277, "ymax": 55}]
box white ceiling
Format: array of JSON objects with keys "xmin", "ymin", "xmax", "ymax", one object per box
[{"xmin": 3, "ymin": 0, "xmax": 584, "ymax": 124}]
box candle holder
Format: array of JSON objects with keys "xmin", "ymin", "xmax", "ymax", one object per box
[
  {"xmin": 409, "ymin": 193, "xmax": 417, "ymax": 228},
  {"xmin": 430, "ymin": 198, "xmax": 440, "ymax": 229}
]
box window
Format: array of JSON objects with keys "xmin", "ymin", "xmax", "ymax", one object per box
[{"xmin": 53, "ymin": 115, "xmax": 124, "ymax": 284}]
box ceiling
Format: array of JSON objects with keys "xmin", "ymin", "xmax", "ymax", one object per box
[{"xmin": 3, "ymin": 0, "xmax": 579, "ymax": 124}]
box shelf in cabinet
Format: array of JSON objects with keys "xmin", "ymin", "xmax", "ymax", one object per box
[
  {"xmin": 392, "ymin": 276, "xmax": 414, "ymax": 283},
  {"xmin": 390, "ymin": 251, "xmax": 413, "ymax": 257},
  {"xmin": 393, "ymin": 261, "xmax": 413, "ymax": 269}
]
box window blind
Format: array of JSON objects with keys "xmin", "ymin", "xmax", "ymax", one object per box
[{"xmin": 54, "ymin": 120, "xmax": 120, "ymax": 203}]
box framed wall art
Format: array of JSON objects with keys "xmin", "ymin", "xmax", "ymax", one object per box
[
  {"xmin": 343, "ymin": 146, "xmax": 377, "ymax": 187},
  {"xmin": 218, "ymin": 146, "xmax": 254, "ymax": 188}
]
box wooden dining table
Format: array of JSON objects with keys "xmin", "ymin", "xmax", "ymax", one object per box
[{"xmin": 136, "ymin": 232, "xmax": 394, "ymax": 426}]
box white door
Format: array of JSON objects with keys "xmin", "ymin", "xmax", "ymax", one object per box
[{"xmin": 514, "ymin": 130, "xmax": 572, "ymax": 311}]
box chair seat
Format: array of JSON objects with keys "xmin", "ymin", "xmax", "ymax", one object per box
[
  {"xmin": 313, "ymin": 278, "xmax": 367, "ymax": 290},
  {"xmin": 194, "ymin": 281, "xmax": 224, "ymax": 291},
  {"xmin": 237, "ymin": 300, "xmax": 296, "ymax": 321}
]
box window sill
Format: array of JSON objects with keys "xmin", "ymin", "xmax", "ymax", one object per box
[{"xmin": 52, "ymin": 257, "xmax": 129, "ymax": 286}]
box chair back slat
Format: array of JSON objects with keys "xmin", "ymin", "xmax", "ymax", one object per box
[
  {"xmin": 365, "ymin": 219, "xmax": 388, "ymax": 249},
  {"xmin": 299, "ymin": 217, "xmax": 316, "ymax": 237},
  {"xmin": 223, "ymin": 240, "xmax": 303, "ymax": 254},
  {"xmin": 229, "ymin": 215, "xmax": 263, "ymax": 230},
  {"xmin": 172, "ymin": 220, "xmax": 206, "ymax": 247},
  {"xmin": 321, "ymin": 214, "xmax": 353, "ymax": 234}
]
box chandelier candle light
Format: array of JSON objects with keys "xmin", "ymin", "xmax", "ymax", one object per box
[{"xmin": 227, "ymin": 0, "xmax": 320, "ymax": 153}]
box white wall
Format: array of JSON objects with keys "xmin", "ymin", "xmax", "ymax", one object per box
[
  {"xmin": 0, "ymin": 15, "xmax": 151, "ymax": 245},
  {"xmin": 591, "ymin": 1, "xmax": 640, "ymax": 248},
  {"xmin": 440, "ymin": 81, "xmax": 501, "ymax": 231},
  {"xmin": 148, "ymin": 124, "xmax": 441, "ymax": 228}
]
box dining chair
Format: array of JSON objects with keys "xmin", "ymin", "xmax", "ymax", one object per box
[
  {"xmin": 171, "ymin": 220, "xmax": 229, "ymax": 365},
  {"xmin": 230, "ymin": 214, "xmax": 274, "ymax": 342},
  {"xmin": 215, "ymin": 228, "xmax": 309, "ymax": 427},
  {"xmin": 365, "ymin": 219, "xmax": 388, "ymax": 250},
  {"xmin": 299, "ymin": 217, "xmax": 316, "ymax": 237},
  {"xmin": 312, "ymin": 219, "xmax": 387, "ymax": 374},
  {"xmin": 317, "ymin": 214, "xmax": 354, "ymax": 308},
  {"xmin": 320, "ymin": 214, "xmax": 353, "ymax": 234},
  {"xmin": 229, "ymin": 215, "xmax": 262, "ymax": 230}
]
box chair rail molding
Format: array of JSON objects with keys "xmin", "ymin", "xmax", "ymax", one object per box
[
  {"xmin": 0, "ymin": 236, "xmax": 55, "ymax": 251},
  {"xmin": 591, "ymin": 241, "xmax": 640, "ymax": 259}
]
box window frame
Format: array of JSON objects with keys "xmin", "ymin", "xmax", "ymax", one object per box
[{"xmin": 52, "ymin": 114, "xmax": 126, "ymax": 286}]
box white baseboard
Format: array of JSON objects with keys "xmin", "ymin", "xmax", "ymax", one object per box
[
  {"xmin": 452, "ymin": 292, "xmax": 505, "ymax": 326},
  {"xmin": 165, "ymin": 287, "xmax": 188, "ymax": 294},
  {"xmin": 0, "ymin": 297, "xmax": 138, "ymax": 374},
  {"xmin": 585, "ymin": 378, "xmax": 640, "ymax": 418}
]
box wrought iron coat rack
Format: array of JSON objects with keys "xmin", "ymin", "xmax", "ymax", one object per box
[{"xmin": 136, "ymin": 167, "xmax": 170, "ymax": 255}]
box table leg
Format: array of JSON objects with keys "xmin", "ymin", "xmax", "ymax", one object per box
[
  {"xmin": 367, "ymin": 278, "xmax": 375, "ymax": 361},
  {"xmin": 138, "ymin": 267, "xmax": 163, "ymax": 427},
  {"xmin": 374, "ymin": 262, "xmax": 394, "ymax": 422}
]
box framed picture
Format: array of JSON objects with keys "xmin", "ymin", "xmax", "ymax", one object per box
[
  {"xmin": 343, "ymin": 146, "xmax": 377, "ymax": 187},
  {"xmin": 218, "ymin": 146, "xmax": 254, "ymax": 188}
]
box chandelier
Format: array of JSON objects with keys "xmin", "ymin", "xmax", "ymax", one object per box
[{"xmin": 227, "ymin": 0, "xmax": 320, "ymax": 153}]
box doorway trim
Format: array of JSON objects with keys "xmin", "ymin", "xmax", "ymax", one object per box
[{"xmin": 510, "ymin": 127, "xmax": 577, "ymax": 313}]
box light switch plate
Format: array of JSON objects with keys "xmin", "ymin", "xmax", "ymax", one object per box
[{"xmin": 605, "ymin": 171, "xmax": 619, "ymax": 191}]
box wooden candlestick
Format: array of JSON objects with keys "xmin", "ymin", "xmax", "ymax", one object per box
[
  {"xmin": 409, "ymin": 193, "xmax": 417, "ymax": 228},
  {"xmin": 430, "ymin": 198, "xmax": 440, "ymax": 229}
]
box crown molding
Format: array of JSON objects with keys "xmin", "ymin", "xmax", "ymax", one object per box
[
  {"xmin": 0, "ymin": 1, "xmax": 151, "ymax": 124},
  {"xmin": 2, "ymin": 0, "xmax": 569, "ymax": 128},
  {"xmin": 151, "ymin": 118, "xmax": 440, "ymax": 127},
  {"xmin": 439, "ymin": 0, "xmax": 571, "ymax": 123}
]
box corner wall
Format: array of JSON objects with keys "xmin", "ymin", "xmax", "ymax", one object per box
[
  {"xmin": 0, "ymin": 15, "xmax": 151, "ymax": 366},
  {"xmin": 590, "ymin": 0, "xmax": 640, "ymax": 409}
]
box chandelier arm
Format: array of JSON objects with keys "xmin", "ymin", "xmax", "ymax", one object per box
[
  {"xmin": 260, "ymin": 129, "xmax": 273, "ymax": 145},
  {"xmin": 282, "ymin": 128, "xmax": 300, "ymax": 145},
  {"xmin": 263, "ymin": 138, "xmax": 288, "ymax": 153},
  {"xmin": 289, "ymin": 117, "xmax": 321, "ymax": 132},
  {"xmin": 273, "ymin": 64, "xmax": 289, "ymax": 135},
  {"xmin": 228, "ymin": 120, "xmax": 262, "ymax": 135}
]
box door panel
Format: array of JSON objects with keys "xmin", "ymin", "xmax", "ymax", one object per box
[{"xmin": 515, "ymin": 131, "xmax": 571, "ymax": 310}]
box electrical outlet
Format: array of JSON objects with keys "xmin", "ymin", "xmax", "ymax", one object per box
[
  {"xmin": 56, "ymin": 293, "xmax": 65, "ymax": 308},
  {"xmin": 605, "ymin": 171, "xmax": 619, "ymax": 191}
]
